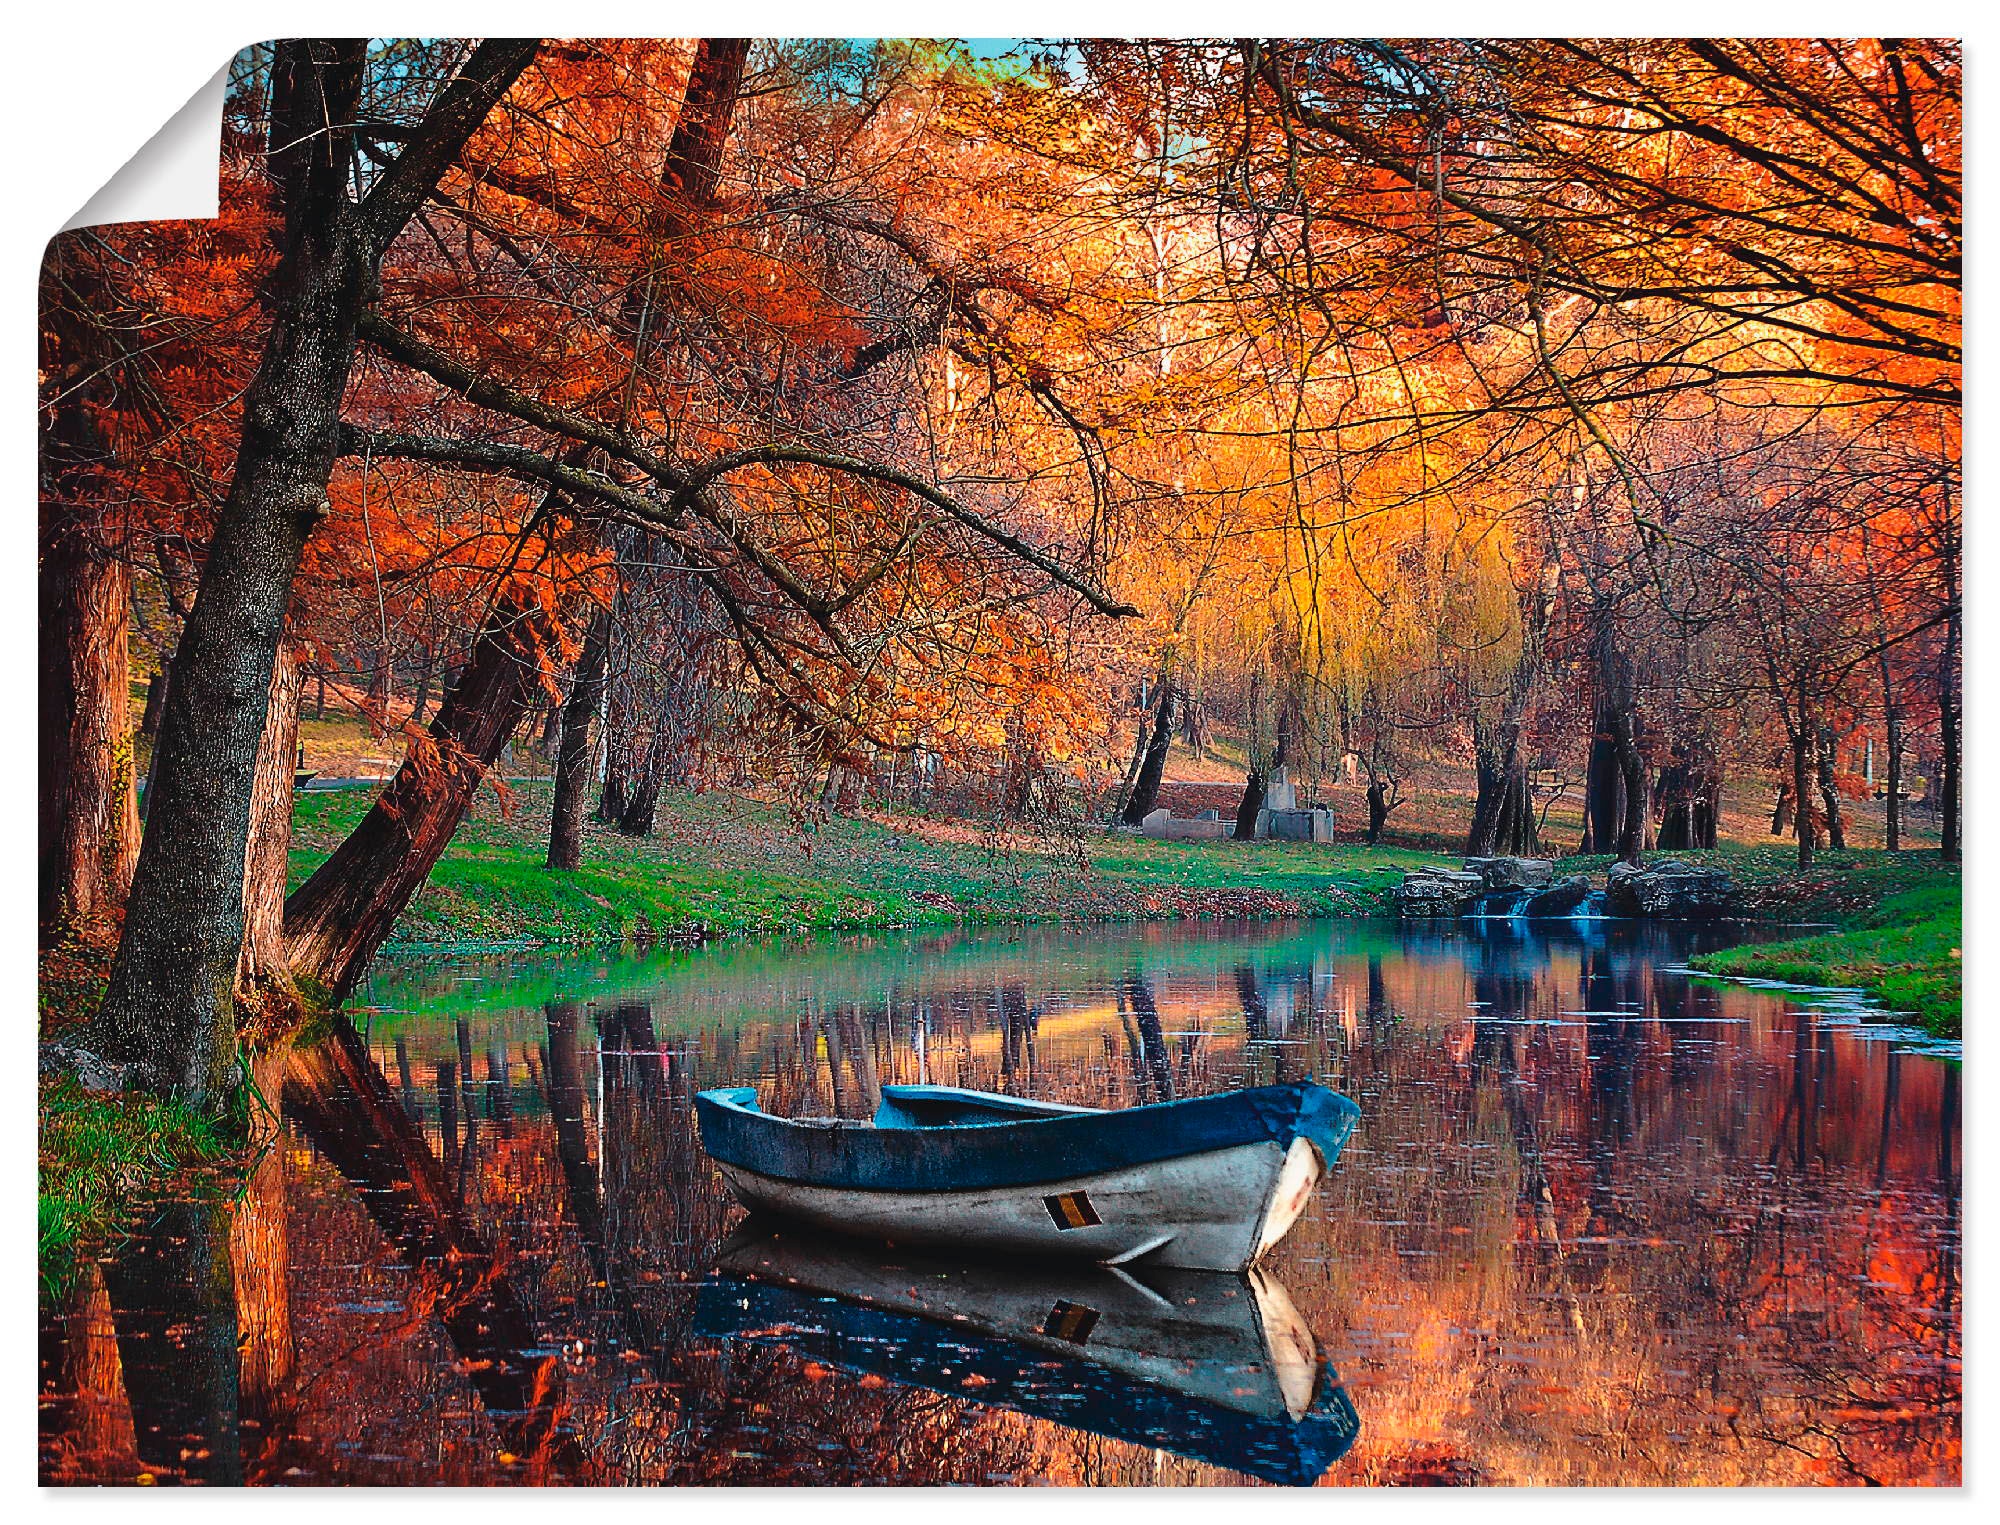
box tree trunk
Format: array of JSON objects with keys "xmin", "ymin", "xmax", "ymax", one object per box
[
  {"xmin": 1939, "ymin": 618, "xmax": 1960, "ymax": 865},
  {"xmin": 39, "ymin": 505, "xmax": 140, "ymax": 931},
  {"xmin": 138, "ymin": 672, "xmax": 167, "ymax": 737},
  {"xmin": 1466, "ymin": 718, "xmax": 1539, "ymax": 859},
  {"xmin": 1120, "ymin": 681, "xmax": 1178, "ymax": 825},
  {"xmin": 619, "ymin": 773, "xmax": 663, "ymax": 836},
  {"xmin": 1233, "ymin": 769, "xmax": 1264, "ymax": 841},
  {"xmin": 1882, "ymin": 686, "xmax": 1905, "ymax": 852},
  {"xmin": 546, "ymin": 607, "xmax": 611, "ymax": 871},
  {"xmin": 237, "ymin": 640, "xmax": 300, "ymax": 1012},
  {"xmin": 286, "ymin": 597, "xmax": 552, "ymax": 1001},
  {"xmin": 1579, "ymin": 725, "xmax": 1622, "ymax": 855},
  {"xmin": 39, "ymin": 234, "xmax": 141, "ymax": 932},
  {"xmin": 1791, "ymin": 723, "xmax": 1818, "ymax": 871},
  {"xmin": 1606, "ymin": 703, "xmax": 1648, "ymax": 866},
  {"xmin": 88, "ymin": 41, "xmax": 535, "ymax": 1100},
  {"xmin": 1816, "ymin": 724, "xmax": 1848, "ymax": 852},
  {"xmin": 1366, "ymin": 779, "xmax": 1391, "ymax": 845},
  {"xmin": 1654, "ymin": 742, "xmax": 1720, "ymax": 852}
]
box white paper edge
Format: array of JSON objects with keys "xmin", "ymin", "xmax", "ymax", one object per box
[{"xmin": 61, "ymin": 62, "xmax": 229, "ymax": 232}]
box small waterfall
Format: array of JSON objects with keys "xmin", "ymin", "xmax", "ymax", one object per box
[{"xmin": 1465, "ymin": 887, "xmax": 1532, "ymax": 921}]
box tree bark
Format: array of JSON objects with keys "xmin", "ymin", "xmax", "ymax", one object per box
[
  {"xmin": 1654, "ymin": 741, "xmax": 1720, "ymax": 851},
  {"xmin": 138, "ymin": 672, "xmax": 167, "ymax": 737},
  {"xmin": 39, "ymin": 240, "xmax": 140, "ymax": 932},
  {"xmin": 619, "ymin": 772, "xmax": 663, "ymax": 836},
  {"xmin": 1791, "ymin": 721, "xmax": 1818, "ymax": 871},
  {"xmin": 546, "ymin": 607, "xmax": 611, "ymax": 871},
  {"xmin": 89, "ymin": 40, "xmax": 537, "ymax": 1103},
  {"xmin": 39, "ymin": 508, "xmax": 139, "ymax": 931},
  {"xmin": 238, "ymin": 639, "xmax": 300, "ymax": 1011},
  {"xmin": 1938, "ymin": 598, "xmax": 1960, "ymax": 865},
  {"xmin": 1466, "ymin": 718, "xmax": 1539, "ymax": 859},
  {"xmin": 1579, "ymin": 725, "xmax": 1621, "ymax": 855},
  {"xmin": 1120, "ymin": 680, "xmax": 1178, "ymax": 825},
  {"xmin": 1816, "ymin": 724, "xmax": 1848, "ymax": 852},
  {"xmin": 287, "ymin": 597, "xmax": 553, "ymax": 1002}
]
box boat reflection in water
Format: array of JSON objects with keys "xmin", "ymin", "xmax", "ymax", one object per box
[{"xmin": 697, "ymin": 1226, "xmax": 1361, "ymax": 1486}]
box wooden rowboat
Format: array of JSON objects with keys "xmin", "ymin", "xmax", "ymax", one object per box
[
  {"xmin": 697, "ymin": 1226, "xmax": 1362, "ymax": 1485},
  {"xmin": 694, "ymin": 1080, "xmax": 1359, "ymax": 1272}
]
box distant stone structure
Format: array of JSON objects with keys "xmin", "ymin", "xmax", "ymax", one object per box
[
  {"xmin": 1255, "ymin": 768, "xmax": 1334, "ymax": 842},
  {"xmin": 1131, "ymin": 766, "xmax": 1332, "ymax": 842},
  {"xmin": 1137, "ymin": 806, "xmax": 1229, "ymax": 841}
]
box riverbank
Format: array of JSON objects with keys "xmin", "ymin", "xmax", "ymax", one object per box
[
  {"xmin": 292, "ymin": 783, "xmax": 1962, "ymax": 952},
  {"xmin": 37, "ymin": 926, "xmax": 235, "ymax": 1296},
  {"xmin": 1687, "ymin": 880, "xmax": 1962, "ymax": 1037},
  {"xmin": 289, "ymin": 782, "xmax": 1439, "ymax": 942}
]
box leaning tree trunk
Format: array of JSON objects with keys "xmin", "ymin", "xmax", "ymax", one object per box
[
  {"xmin": 1120, "ymin": 680, "xmax": 1178, "ymax": 826},
  {"xmin": 237, "ymin": 639, "xmax": 301, "ymax": 1015},
  {"xmin": 547, "ymin": 607, "xmax": 611, "ymax": 871},
  {"xmin": 287, "ymin": 597, "xmax": 553, "ymax": 1002},
  {"xmin": 88, "ymin": 39, "xmax": 537, "ymax": 1104}
]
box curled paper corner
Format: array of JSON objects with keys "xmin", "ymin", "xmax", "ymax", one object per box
[{"xmin": 61, "ymin": 60, "xmax": 231, "ymax": 232}]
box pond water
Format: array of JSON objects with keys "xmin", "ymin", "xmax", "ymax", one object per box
[{"xmin": 40, "ymin": 919, "xmax": 1961, "ymax": 1486}]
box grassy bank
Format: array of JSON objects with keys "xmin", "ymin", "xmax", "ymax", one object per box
[
  {"xmin": 290, "ymin": 782, "xmax": 1439, "ymax": 944},
  {"xmin": 292, "ymin": 784, "xmax": 1960, "ymax": 949},
  {"xmin": 37, "ymin": 928, "xmax": 237, "ymax": 1299},
  {"xmin": 37, "ymin": 1077, "xmax": 230, "ymax": 1298},
  {"xmin": 1688, "ymin": 878, "xmax": 1962, "ymax": 1037}
]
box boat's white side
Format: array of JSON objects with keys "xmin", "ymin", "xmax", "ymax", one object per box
[{"xmin": 717, "ymin": 1133, "xmax": 1325, "ymax": 1272}]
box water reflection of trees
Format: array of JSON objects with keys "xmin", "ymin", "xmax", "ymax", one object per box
[{"xmin": 41, "ymin": 924, "xmax": 1961, "ymax": 1486}]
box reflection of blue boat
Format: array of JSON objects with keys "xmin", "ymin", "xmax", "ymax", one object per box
[
  {"xmin": 696, "ymin": 1229, "xmax": 1361, "ymax": 1486},
  {"xmin": 694, "ymin": 1082, "xmax": 1359, "ymax": 1272}
]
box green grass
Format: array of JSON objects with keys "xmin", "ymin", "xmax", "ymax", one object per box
[
  {"xmin": 288, "ymin": 783, "xmax": 1448, "ymax": 948},
  {"xmin": 1688, "ymin": 879, "xmax": 1962, "ymax": 1037},
  {"xmin": 38, "ymin": 1078, "xmax": 230, "ymax": 1299}
]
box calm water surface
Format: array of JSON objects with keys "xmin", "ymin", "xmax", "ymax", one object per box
[{"xmin": 40, "ymin": 920, "xmax": 1961, "ymax": 1486}]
